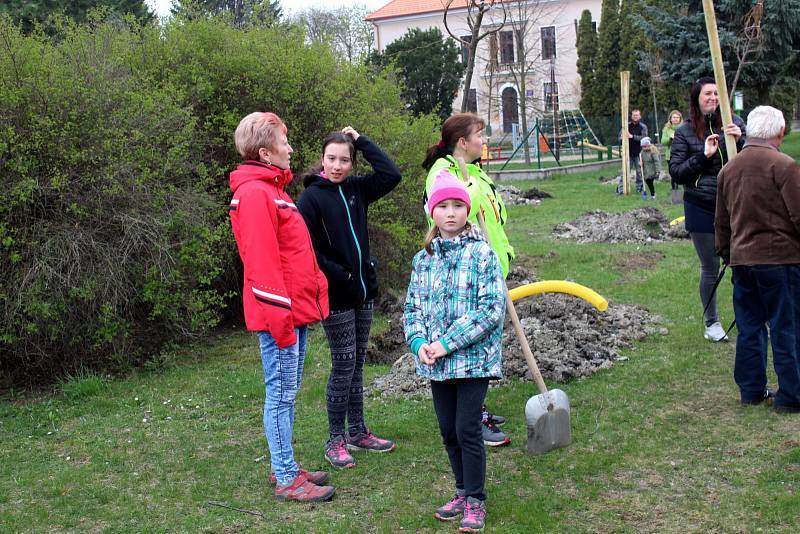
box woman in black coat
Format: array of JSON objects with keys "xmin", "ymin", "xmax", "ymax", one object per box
[
  {"xmin": 669, "ymin": 76, "xmax": 745, "ymax": 342},
  {"xmin": 297, "ymin": 127, "xmax": 401, "ymax": 468}
]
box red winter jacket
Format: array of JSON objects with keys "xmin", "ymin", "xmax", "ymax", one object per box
[{"xmin": 229, "ymin": 161, "xmax": 329, "ymax": 347}]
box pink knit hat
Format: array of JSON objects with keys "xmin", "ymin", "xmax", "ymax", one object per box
[{"xmin": 427, "ymin": 169, "xmax": 471, "ymax": 216}]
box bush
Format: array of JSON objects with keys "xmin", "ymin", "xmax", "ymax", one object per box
[{"xmin": 0, "ymin": 15, "xmax": 436, "ymax": 383}]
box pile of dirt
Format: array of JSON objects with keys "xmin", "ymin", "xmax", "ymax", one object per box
[
  {"xmin": 497, "ymin": 185, "xmax": 552, "ymax": 206},
  {"xmin": 666, "ymin": 219, "xmax": 689, "ymax": 239},
  {"xmin": 552, "ymin": 207, "xmax": 674, "ymax": 243},
  {"xmin": 366, "ymin": 268, "xmax": 661, "ymax": 398}
]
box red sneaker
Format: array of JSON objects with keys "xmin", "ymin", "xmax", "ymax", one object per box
[
  {"xmin": 274, "ymin": 472, "xmax": 335, "ymax": 502},
  {"xmin": 269, "ymin": 466, "xmax": 329, "ymax": 486},
  {"xmin": 346, "ymin": 430, "xmax": 396, "ymax": 452}
]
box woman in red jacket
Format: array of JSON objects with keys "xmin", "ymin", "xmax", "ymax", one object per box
[{"xmin": 229, "ymin": 112, "xmax": 333, "ymax": 502}]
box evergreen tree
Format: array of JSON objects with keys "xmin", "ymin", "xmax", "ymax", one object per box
[
  {"xmin": 172, "ymin": 0, "xmax": 282, "ymax": 28},
  {"xmin": 618, "ymin": 0, "xmax": 650, "ymax": 113},
  {"xmin": 589, "ymin": 0, "xmax": 621, "ymax": 120},
  {"xmin": 642, "ymin": 0, "xmax": 800, "ymax": 105},
  {"xmin": 0, "ymin": 0, "xmax": 153, "ymax": 32},
  {"xmin": 576, "ymin": 10, "xmax": 598, "ymax": 114},
  {"xmin": 368, "ymin": 28, "xmax": 464, "ymax": 121}
]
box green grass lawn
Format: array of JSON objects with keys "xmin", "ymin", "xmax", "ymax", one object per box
[{"xmin": 3, "ymin": 135, "xmax": 800, "ymax": 533}]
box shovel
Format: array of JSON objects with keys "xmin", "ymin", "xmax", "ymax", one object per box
[{"xmin": 454, "ymin": 158, "xmax": 571, "ymax": 454}]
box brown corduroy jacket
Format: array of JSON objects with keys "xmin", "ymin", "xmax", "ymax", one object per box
[{"xmin": 715, "ymin": 138, "xmax": 800, "ymax": 266}]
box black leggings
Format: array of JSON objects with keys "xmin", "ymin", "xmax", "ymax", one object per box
[
  {"xmin": 431, "ymin": 378, "xmax": 489, "ymax": 501},
  {"xmin": 322, "ymin": 300, "xmax": 373, "ymax": 438},
  {"xmin": 645, "ymin": 177, "xmax": 655, "ymax": 197}
]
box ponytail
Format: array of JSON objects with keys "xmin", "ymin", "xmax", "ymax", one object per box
[{"xmin": 422, "ymin": 113, "xmax": 486, "ymax": 171}]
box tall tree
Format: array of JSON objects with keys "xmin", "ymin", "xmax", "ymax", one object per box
[
  {"xmin": 291, "ymin": 6, "xmax": 374, "ymax": 64},
  {"xmin": 576, "ymin": 10, "xmax": 598, "ymax": 115},
  {"xmin": 172, "ymin": 0, "xmax": 282, "ymax": 28},
  {"xmin": 442, "ymin": 0, "xmax": 506, "ymax": 113},
  {"xmin": 618, "ymin": 0, "xmax": 650, "ymax": 113},
  {"xmin": 588, "ymin": 0, "xmax": 621, "ymax": 120},
  {"xmin": 642, "ymin": 0, "xmax": 800, "ymax": 105},
  {"xmin": 369, "ymin": 27, "xmax": 464, "ymax": 121},
  {"xmin": 0, "ymin": 0, "xmax": 153, "ymax": 32}
]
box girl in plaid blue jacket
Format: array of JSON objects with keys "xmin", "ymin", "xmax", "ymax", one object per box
[{"xmin": 403, "ymin": 170, "xmax": 505, "ymax": 531}]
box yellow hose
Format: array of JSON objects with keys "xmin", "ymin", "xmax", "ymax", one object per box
[
  {"xmin": 670, "ymin": 216, "xmax": 685, "ymax": 226},
  {"xmin": 508, "ymin": 281, "xmax": 608, "ymax": 312}
]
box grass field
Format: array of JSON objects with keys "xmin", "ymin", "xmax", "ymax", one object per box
[{"xmin": 2, "ymin": 135, "xmax": 800, "ymax": 533}]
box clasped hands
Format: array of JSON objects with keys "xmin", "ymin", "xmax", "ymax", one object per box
[{"xmin": 417, "ymin": 340, "xmax": 447, "ymax": 365}]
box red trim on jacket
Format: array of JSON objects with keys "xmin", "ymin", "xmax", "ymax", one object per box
[{"xmin": 229, "ymin": 161, "xmax": 329, "ymax": 347}]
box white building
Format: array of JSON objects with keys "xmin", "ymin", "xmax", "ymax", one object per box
[{"xmin": 366, "ymin": 0, "xmax": 602, "ymax": 138}]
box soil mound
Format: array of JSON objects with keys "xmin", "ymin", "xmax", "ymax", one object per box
[
  {"xmin": 367, "ymin": 271, "xmax": 661, "ymax": 398},
  {"xmin": 553, "ymin": 207, "xmax": 672, "ymax": 243},
  {"xmin": 497, "ymin": 185, "xmax": 551, "ymax": 206}
]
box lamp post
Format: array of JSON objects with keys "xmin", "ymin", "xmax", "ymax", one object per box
[{"xmin": 550, "ymin": 56, "xmax": 559, "ymax": 160}]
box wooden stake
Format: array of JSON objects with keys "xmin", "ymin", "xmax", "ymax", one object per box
[
  {"xmin": 620, "ymin": 71, "xmax": 630, "ymax": 195},
  {"xmin": 702, "ymin": 0, "xmax": 738, "ymax": 161}
]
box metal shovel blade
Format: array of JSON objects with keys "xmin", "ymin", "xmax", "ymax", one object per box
[{"xmin": 525, "ymin": 388, "xmax": 571, "ymax": 455}]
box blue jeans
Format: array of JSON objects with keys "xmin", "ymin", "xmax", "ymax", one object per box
[
  {"xmin": 630, "ymin": 155, "xmax": 643, "ymax": 192},
  {"xmin": 732, "ymin": 265, "xmax": 800, "ymax": 407},
  {"xmin": 259, "ymin": 327, "xmax": 307, "ymax": 486}
]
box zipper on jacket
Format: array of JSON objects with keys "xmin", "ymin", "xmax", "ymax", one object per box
[{"xmin": 337, "ymin": 185, "xmax": 367, "ymax": 300}]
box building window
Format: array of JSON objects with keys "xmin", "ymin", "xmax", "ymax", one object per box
[
  {"xmin": 460, "ymin": 35, "xmax": 472, "ymax": 65},
  {"xmin": 467, "ymin": 89, "xmax": 477, "ymax": 113},
  {"xmin": 544, "ymin": 82, "xmax": 559, "ymax": 112},
  {"xmin": 500, "ymin": 31, "xmax": 514, "ymax": 64},
  {"xmin": 501, "ymin": 87, "xmax": 519, "ymax": 133},
  {"xmin": 541, "ymin": 26, "xmax": 556, "ymax": 60}
]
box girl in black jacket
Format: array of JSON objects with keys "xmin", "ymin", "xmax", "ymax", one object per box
[
  {"xmin": 297, "ymin": 127, "xmax": 401, "ymax": 469},
  {"xmin": 669, "ymin": 77, "xmax": 745, "ymax": 342}
]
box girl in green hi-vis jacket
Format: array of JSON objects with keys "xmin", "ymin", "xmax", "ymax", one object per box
[
  {"xmin": 422, "ymin": 113, "xmax": 515, "ymax": 279},
  {"xmin": 421, "ymin": 112, "xmax": 513, "ymax": 449}
]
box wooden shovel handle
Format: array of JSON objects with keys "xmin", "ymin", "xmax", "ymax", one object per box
[{"xmin": 454, "ymin": 157, "xmax": 549, "ymax": 395}]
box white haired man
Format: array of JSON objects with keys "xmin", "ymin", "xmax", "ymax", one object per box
[{"xmin": 715, "ymin": 105, "xmax": 800, "ymax": 413}]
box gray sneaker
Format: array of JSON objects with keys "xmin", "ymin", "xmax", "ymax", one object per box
[{"xmin": 481, "ymin": 419, "xmax": 510, "ymax": 447}]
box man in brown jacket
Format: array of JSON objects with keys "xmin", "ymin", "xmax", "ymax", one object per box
[{"xmin": 716, "ymin": 105, "xmax": 800, "ymax": 413}]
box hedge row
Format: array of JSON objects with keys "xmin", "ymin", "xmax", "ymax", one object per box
[{"xmin": 0, "ymin": 15, "xmax": 437, "ymax": 382}]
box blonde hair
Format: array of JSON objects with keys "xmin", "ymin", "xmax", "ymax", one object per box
[
  {"xmin": 234, "ymin": 112, "xmax": 287, "ymax": 160},
  {"xmin": 423, "ymin": 221, "xmax": 472, "ymax": 255},
  {"xmin": 664, "ymin": 109, "xmax": 683, "ymax": 129}
]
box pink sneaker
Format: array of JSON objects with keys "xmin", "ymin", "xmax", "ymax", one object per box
[
  {"xmin": 269, "ymin": 466, "xmax": 329, "ymax": 486},
  {"xmin": 325, "ymin": 436, "xmax": 356, "ymax": 469},
  {"xmin": 459, "ymin": 497, "xmax": 486, "ymax": 532},
  {"xmin": 435, "ymin": 494, "xmax": 466, "ymax": 521},
  {"xmin": 346, "ymin": 430, "xmax": 396, "ymax": 452},
  {"xmin": 274, "ymin": 472, "xmax": 335, "ymax": 502}
]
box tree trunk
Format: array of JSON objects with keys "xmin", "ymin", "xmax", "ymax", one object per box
[{"xmin": 460, "ymin": 9, "xmax": 485, "ymax": 112}]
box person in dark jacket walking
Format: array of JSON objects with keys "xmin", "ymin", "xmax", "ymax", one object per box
[
  {"xmin": 298, "ymin": 127, "xmax": 401, "ymax": 469},
  {"xmin": 669, "ymin": 76, "xmax": 745, "ymax": 342}
]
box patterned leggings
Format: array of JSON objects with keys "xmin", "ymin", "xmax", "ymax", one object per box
[{"xmin": 322, "ymin": 300, "xmax": 373, "ymax": 438}]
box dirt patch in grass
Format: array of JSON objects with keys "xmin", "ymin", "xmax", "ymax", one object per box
[
  {"xmin": 614, "ymin": 250, "xmax": 665, "ymax": 273},
  {"xmin": 553, "ymin": 207, "xmax": 688, "ymax": 244},
  {"xmin": 366, "ymin": 266, "xmax": 661, "ymax": 398}
]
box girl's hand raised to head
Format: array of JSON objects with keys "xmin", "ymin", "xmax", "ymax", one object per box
[{"xmin": 341, "ymin": 126, "xmax": 360, "ymax": 141}]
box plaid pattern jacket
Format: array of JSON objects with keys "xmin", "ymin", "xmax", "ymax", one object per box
[{"xmin": 403, "ymin": 227, "xmax": 505, "ymax": 381}]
